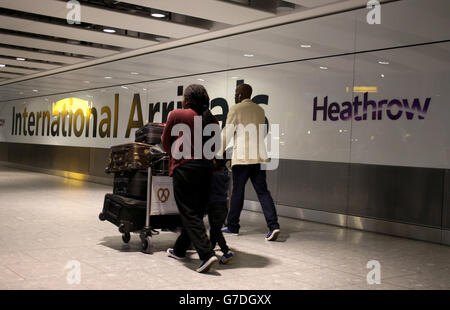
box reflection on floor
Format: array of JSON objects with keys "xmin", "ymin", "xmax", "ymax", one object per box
[{"xmin": 0, "ymin": 165, "xmax": 449, "ymax": 290}]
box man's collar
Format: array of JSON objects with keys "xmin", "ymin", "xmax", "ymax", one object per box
[{"xmin": 239, "ymin": 98, "xmax": 252, "ymax": 104}]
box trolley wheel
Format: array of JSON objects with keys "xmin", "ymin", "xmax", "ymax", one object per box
[
  {"xmin": 122, "ymin": 232, "xmax": 131, "ymax": 243},
  {"xmin": 118, "ymin": 224, "xmax": 125, "ymax": 233},
  {"xmin": 98, "ymin": 213, "xmax": 106, "ymax": 221},
  {"xmin": 141, "ymin": 236, "xmax": 153, "ymax": 254}
]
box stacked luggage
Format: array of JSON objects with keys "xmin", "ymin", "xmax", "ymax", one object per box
[
  {"xmin": 135, "ymin": 122, "xmax": 165, "ymax": 144},
  {"xmin": 99, "ymin": 123, "xmax": 180, "ymax": 245}
]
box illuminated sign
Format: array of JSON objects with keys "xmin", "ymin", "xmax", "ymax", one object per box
[{"xmin": 347, "ymin": 86, "xmax": 378, "ymax": 93}]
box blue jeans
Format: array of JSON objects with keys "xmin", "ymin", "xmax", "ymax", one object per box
[{"xmin": 227, "ymin": 164, "xmax": 280, "ymax": 233}]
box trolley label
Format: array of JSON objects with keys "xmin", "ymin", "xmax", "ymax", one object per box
[{"xmin": 150, "ymin": 176, "xmax": 178, "ymax": 215}]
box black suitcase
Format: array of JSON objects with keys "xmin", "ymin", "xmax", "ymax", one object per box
[
  {"xmin": 113, "ymin": 170, "xmax": 147, "ymax": 200},
  {"xmin": 100, "ymin": 194, "xmax": 147, "ymax": 233},
  {"xmin": 135, "ymin": 123, "xmax": 165, "ymax": 144},
  {"xmin": 99, "ymin": 194, "xmax": 182, "ymax": 234}
]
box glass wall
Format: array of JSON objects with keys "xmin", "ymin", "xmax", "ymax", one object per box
[{"xmin": 1, "ymin": 0, "xmax": 449, "ymax": 242}]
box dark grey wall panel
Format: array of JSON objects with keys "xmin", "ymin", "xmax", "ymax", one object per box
[
  {"xmin": 244, "ymin": 168, "xmax": 279, "ymax": 203},
  {"xmin": 0, "ymin": 142, "xmax": 8, "ymax": 161},
  {"xmin": 7, "ymin": 143, "xmax": 91, "ymax": 175},
  {"xmin": 89, "ymin": 148, "xmax": 110, "ymax": 177},
  {"xmin": 2, "ymin": 142, "xmax": 448, "ymax": 232},
  {"xmin": 275, "ymin": 159, "xmax": 349, "ymax": 214},
  {"xmin": 50, "ymin": 146, "xmax": 90, "ymax": 174},
  {"xmin": 444, "ymin": 170, "xmax": 450, "ymax": 230},
  {"xmin": 348, "ymin": 164, "xmax": 444, "ymax": 228}
]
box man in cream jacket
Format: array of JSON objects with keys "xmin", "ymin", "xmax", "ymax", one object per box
[{"xmin": 220, "ymin": 83, "xmax": 280, "ymax": 241}]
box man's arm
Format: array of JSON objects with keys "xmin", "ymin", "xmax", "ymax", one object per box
[{"xmin": 218, "ymin": 107, "xmax": 236, "ymax": 158}]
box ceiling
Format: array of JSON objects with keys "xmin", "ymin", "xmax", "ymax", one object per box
[
  {"xmin": 0, "ymin": 0, "xmax": 345, "ymax": 83},
  {"xmin": 0, "ymin": 0, "xmax": 448, "ymax": 103}
]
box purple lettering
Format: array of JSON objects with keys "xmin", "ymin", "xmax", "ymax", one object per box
[
  {"xmin": 328, "ymin": 102, "xmax": 340, "ymax": 121},
  {"xmin": 377, "ymin": 99, "xmax": 388, "ymax": 120},
  {"xmin": 411, "ymin": 97, "xmax": 431, "ymax": 120},
  {"xmin": 363, "ymin": 92, "xmax": 377, "ymax": 120},
  {"xmin": 312, "ymin": 94, "xmax": 430, "ymax": 121},
  {"xmin": 353, "ymin": 96, "xmax": 362, "ymax": 121},
  {"xmin": 387, "ymin": 99, "xmax": 403, "ymax": 120},
  {"xmin": 313, "ymin": 96, "xmax": 327, "ymax": 121},
  {"xmin": 340, "ymin": 102, "xmax": 352, "ymax": 121}
]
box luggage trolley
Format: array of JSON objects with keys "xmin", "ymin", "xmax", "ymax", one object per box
[
  {"xmin": 99, "ymin": 157, "xmax": 181, "ymax": 254},
  {"xmin": 136, "ymin": 167, "xmax": 168, "ymax": 253},
  {"xmin": 140, "ymin": 164, "xmax": 181, "ymax": 254}
]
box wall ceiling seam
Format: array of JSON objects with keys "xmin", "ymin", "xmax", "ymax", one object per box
[
  {"xmin": 0, "ymin": 0, "xmax": 399, "ymax": 88},
  {"xmin": 1, "ymin": 37, "xmax": 446, "ymax": 104}
]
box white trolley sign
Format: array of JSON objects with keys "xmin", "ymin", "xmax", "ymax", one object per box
[{"xmin": 150, "ymin": 176, "xmax": 178, "ymax": 215}]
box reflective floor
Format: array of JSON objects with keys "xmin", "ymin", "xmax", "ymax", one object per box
[{"xmin": 0, "ymin": 165, "xmax": 449, "ymax": 290}]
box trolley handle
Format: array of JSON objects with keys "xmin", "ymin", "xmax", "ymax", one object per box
[{"xmin": 145, "ymin": 167, "xmax": 152, "ymax": 228}]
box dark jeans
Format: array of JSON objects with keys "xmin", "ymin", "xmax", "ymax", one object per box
[
  {"xmin": 227, "ymin": 164, "xmax": 280, "ymax": 233},
  {"xmin": 208, "ymin": 202, "xmax": 229, "ymax": 254},
  {"xmin": 172, "ymin": 162, "xmax": 215, "ymax": 261}
]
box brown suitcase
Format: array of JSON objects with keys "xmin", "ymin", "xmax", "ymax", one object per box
[{"xmin": 105, "ymin": 142, "xmax": 151, "ymax": 173}]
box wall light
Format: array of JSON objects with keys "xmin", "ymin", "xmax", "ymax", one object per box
[
  {"xmin": 319, "ymin": 66, "xmax": 328, "ymax": 70},
  {"xmin": 244, "ymin": 54, "xmax": 254, "ymax": 57},
  {"xmin": 104, "ymin": 76, "xmax": 112, "ymax": 79},
  {"xmin": 300, "ymin": 44, "xmax": 311, "ymax": 48},
  {"xmin": 353, "ymin": 86, "xmax": 377, "ymax": 93},
  {"xmin": 103, "ymin": 29, "xmax": 116, "ymax": 33},
  {"xmin": 197, "ymin": 78, "xmax": 205, "ymax": 82},
  {"xmin": 16, "ymin": 57, "xmax": 26, "ymax": 61},
  {"xmin": 378, "ymin": 61, "xmax": 389, "ymax": 65},
  {"xmin": 0, "ymin": 64, "xmax": 6, "ymax": 68},
  {"xmin": 52, "ymin": 97, "xmax": 90, "ymax": 117},
  {"xmin": 151, "ymin": 13, "xmax": 166, "ymax": 18},
  {"xmin": 130, "ymin": 72, "xmax": 139, "ymax": 75}
]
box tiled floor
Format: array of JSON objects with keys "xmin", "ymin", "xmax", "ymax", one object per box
[{"xmin": 0, "ymin": 165, "xmax": 449, "ymax": 290}]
